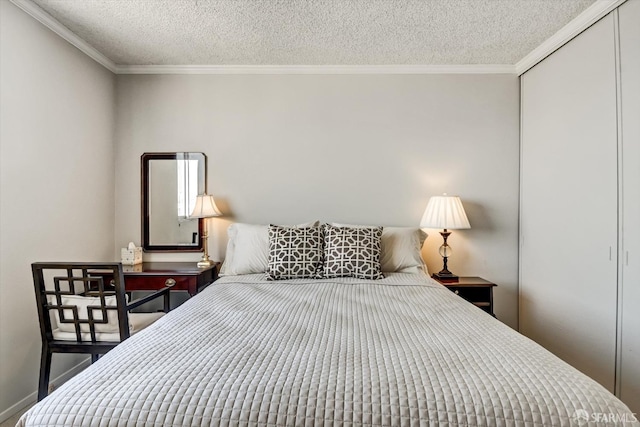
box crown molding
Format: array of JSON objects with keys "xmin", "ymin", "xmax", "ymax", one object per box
[
  {"xmin": 516, "ymin": 0, "xmax": 627, "ymax": 75},
  {"xmin": 115, "ymin": 64, "xmax": 516, "ymax": 75},
  {"xmin": 9, "ymin": 0, "xmax": 117, "ymax": 73}
]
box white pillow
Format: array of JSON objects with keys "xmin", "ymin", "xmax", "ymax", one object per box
[
  {"xmin": 380, "ymin": 227, "xmax": 428, "ymax": 274},
  {"xmin": 332, "ymin": 224, "xmax": 428, "ymax": 274},
  {"xmin": 220, "ymin": 221, "xmax": 319, "ymax": 276},
  {"xmin": 53, "ymin": 294, "xmax": 120, "ymax": 333}
]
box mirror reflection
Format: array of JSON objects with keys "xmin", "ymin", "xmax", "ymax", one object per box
[{"xmin": 142, "ymin": 152, "xmax": 206, "ymax": 251}]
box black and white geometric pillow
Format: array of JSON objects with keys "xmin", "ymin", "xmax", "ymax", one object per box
[
  {"xmin": 323, "ymin": 224, "xmax": 384, "ymax": 280},
  {"xmin": 266, "ymin": 225, "xmax": 324, "ymax": 280}
]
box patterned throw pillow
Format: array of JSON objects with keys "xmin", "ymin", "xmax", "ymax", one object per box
[
  {"xmin": 323, "ymin": 224, "xmax": 384, "ymax": 280},
  {"xmin": 266, "ymin": 225, "xmax": 324, "ymax": 280}
]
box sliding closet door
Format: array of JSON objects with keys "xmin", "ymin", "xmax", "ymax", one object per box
[
  {"xmin": 520, "ymin": 14, "xmax": 618, "ymax": 391},
  {"xmin": 618, "ymin": 0, "xmax": 640, "ymax": 413}
]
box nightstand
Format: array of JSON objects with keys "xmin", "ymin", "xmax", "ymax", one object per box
[{"xmin": 432, "ymin": 276, "xmax": 496, "ymax": 316}]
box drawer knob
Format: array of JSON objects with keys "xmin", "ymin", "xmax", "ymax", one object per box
[
  {"xmin": 165, "ymin": 278, "xmax": 176, "ymax": 287},
  {"xmin": 454, "ymin": 290, "xmax": 459, "ymax": 295}
]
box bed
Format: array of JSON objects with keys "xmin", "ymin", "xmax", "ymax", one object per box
[{"xmin": 18, "ymin": 272, "xmax": 635, "ymax": 426}]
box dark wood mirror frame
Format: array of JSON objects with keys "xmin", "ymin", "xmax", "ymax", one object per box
[{"xmin": 141, "ymin": 152, "xmax": 206, "ymax": 252}]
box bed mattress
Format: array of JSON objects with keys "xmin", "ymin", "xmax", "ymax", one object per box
[{"xmin": 18, "ymin": 273, "xmax": 635, "ymax": 426}]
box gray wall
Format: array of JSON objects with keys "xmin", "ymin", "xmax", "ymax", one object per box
[
  {"xmin": 0, "ymin": 1, "xmax": 115, "ymax": 418},
  {"xmin": 114, "ymin": 73, "xmax": 520, "ymax": 326}
]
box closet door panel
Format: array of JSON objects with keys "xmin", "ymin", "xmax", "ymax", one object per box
[
  {"xmin": 520, "ymin": 14, "xmax": 618, "ymax": 391},
  {"xmin": 619, "ymin": 0, "xmax": 640, "ymax": 413}
]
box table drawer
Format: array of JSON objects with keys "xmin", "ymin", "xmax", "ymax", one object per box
[
  {"xmin": 124, "ymin": 275, "xmax": 195, "ymax": 292},
  {"xmin": 448, "ymin": 286, "xmax": 493, "ymax": 315},
  {"xmin": 451, "ymin": 286, "xmax": 491, "ymax": 302}
]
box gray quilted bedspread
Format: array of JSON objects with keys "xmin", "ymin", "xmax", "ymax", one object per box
[{"xmin": 18, "ymin": 274, "xmax": 635, "ymax": 426}]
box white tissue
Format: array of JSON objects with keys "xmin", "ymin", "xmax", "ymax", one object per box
[{"xmin": 122, "ymin": 242, "xmax": 142, "ymax": 265}]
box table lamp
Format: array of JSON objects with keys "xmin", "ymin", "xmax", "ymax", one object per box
[
  {"xmin": 190, "ymin": 194, "xmax": 222, "ymax": 268},
  {"xmin": 420, "ymin": 193, "xmax": 470, "ymax": 281}
]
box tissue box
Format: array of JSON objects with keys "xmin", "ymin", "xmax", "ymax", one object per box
[
  {"xmin": 123, "ymin": 263, "xmax": 143, "ymax": 273},
  {"xmin": 121, "ymin": 244, "xmax": 142, "ymax": 265}
]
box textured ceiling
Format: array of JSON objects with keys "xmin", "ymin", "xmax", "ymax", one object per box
[{"xmin": 31, "ymin": 0, "xmax": 595, "ymax": 66}]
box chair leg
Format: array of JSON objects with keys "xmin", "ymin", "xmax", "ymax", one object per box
[
  {"xmin": 38, "ymin": 344, "xmax": 52, "ymax": 401},
  {"xmin": 91, "ymin": 354, "xmax": 99, "ymax": 363}
]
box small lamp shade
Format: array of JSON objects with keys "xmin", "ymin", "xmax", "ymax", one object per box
[
  {"xmin": 190, "ymin": 194, "xmax": 222, "ymax": 218},
  {"xmin": 420, "ymin": 195, "xmax": 470, "ymax": 230},
  {"xmin": 190, "ymin": 194, "xmax": 221, "ymax": 268}
]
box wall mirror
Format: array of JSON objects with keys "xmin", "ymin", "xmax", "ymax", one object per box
[{"xmin": 142, "ymin": 152, "xmax": 206, "ymax": 251}]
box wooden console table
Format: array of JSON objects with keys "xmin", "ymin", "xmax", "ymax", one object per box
[{"xmin": 92, "ymin": 262, "xmax": 219, "ymax": 297}]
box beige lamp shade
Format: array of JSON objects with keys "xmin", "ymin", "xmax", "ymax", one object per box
[
  {"xmin": 190, "ymin": 194, "xmax": 222, "ymax": 218},
  {"xmin": 420, "ymin": 194, "xmax": 470, "ymax": 230}
]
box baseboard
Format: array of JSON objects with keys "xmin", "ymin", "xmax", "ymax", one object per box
[{"xmin": 0, "ymin": 358, "xmax": 91, "ymax": 424}]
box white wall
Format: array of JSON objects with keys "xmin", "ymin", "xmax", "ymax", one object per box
[
  {"xmin": 114, "ymin": 73, "xmax": 520, "ymax": 326},
  {"xmin": 0, "ymin": 1, "xmax": 115, "ymax": 418}
]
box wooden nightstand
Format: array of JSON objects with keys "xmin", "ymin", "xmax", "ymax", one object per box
[{"xmin": 432, "ymin": 276, "xmax": 496, "ymax": 316}]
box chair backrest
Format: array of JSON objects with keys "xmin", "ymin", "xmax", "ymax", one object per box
[{"xmin": 32, "ymin": 262, "xmax": 129, "ymax": 344}]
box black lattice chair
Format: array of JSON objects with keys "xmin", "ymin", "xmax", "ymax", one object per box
[{"xmin": 32, "ymin": 262, "xmax": 175, "ymax": 401}]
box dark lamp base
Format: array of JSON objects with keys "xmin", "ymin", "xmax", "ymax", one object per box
[{"xmin": 432, "ymin": 271, "xmax": 459, "ymax": 282}]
